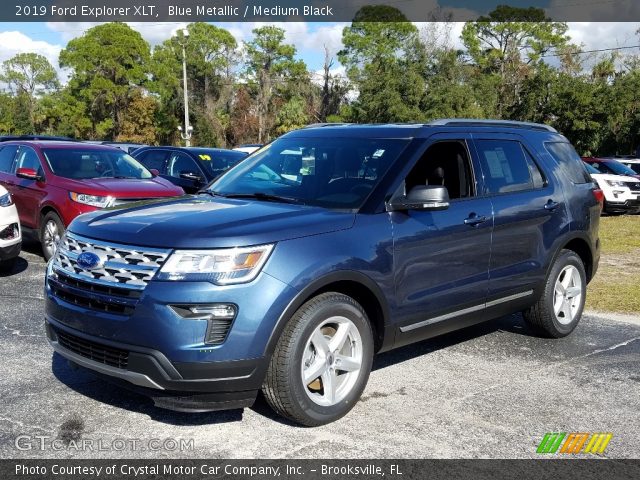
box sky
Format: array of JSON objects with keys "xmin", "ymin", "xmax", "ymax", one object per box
[{"xmin": 0, "ymin": 21, "xmax": 638, "ymax": 82}]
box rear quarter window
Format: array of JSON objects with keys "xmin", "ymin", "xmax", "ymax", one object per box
[{"xmin": 545, "ymin": 142, "xmax": 592, "ymax": 184}]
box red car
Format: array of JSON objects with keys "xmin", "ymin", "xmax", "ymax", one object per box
[
  {"xmin": 582, "ymin": 156, "xmax": 640, "ymax": 181},
  {"xmin": 0, "ymin": 141, "xmax": 184, "ymax": 259}
]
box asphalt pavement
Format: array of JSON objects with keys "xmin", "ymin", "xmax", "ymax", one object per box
[{"xmin": 1, "ymin": 236, "xmax": 639, "ymax": 459}]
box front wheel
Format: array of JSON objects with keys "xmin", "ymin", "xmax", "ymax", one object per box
[
  {"xmin": 262, "ymin": 292, "xmax": 374, "ymax": 426},
  {"xmin": 523, "ymin": 249, "xmax": 587, "ymax": 338},
  {"xmin": 40, "ymin": 212, "xmax": 64, "ymax": 261}
]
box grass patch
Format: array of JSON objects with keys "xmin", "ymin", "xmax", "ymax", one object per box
[{"xmin": 586, "ymin": 215, "xmax": 640, "ymax": 314}]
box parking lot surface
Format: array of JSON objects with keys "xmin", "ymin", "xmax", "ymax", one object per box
[{"xmin": 1, "ymin": 237, "xmax": 639, "ymax": 459}]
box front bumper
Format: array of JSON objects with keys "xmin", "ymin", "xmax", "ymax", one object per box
[
  {"xmin": 604, "ymin": 198, "xmax": 640, "ymax": 213},
  {"xmin": 0, "ymin": 240, "xmax": 21, "ymax": 261},
  {"xmin": 46, "ymin": 317, "xmax": 268, "ymax": 411}
]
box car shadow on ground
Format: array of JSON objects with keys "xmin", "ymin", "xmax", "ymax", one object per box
[
  {"xmin": 0, "ymin": 232, "xmax": 44, "ymax": 277},
  {"xmin": 51, "ymin": 313, "xmax": 537, "ymax": 428}
]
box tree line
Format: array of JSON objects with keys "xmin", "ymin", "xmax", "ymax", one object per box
[{"xmin": 1, "ymin": 5, "xmax": 639, "ymax": 155}]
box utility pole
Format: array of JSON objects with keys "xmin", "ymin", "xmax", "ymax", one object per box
[{"xmin": 177, "ymin": 28, "xmax": 192, "ymax": 147}]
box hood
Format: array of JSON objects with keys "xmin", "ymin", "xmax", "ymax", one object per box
[
  {"xmin": 68, "ymin": 196, "xmax": 356, "ymax": 248},
  {"xmin": 59, "ymin": 177, "xmax": 183, "ymax": 197}
]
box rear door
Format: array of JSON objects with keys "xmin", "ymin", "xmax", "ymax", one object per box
[
  {"xmin": 392, "ymin": 133, "xmax": 493, "ymax": 346},
  {"xmin": 470, "ymin": 134, "xmax": 567, "ymax": 307}
]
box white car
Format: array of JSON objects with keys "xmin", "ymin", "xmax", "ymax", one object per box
[
  {"xmin": 583, "ymin": 162, "xmax": 640, "ymax": 214},
  {"xmin": 0, "ymin": 185, "xmax": 21, "ymax": 270}
]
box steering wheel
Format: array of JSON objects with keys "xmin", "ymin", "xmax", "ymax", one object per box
[{"xmin": 99, "ymin": 168, "xmax": 115, "ymax": 178}]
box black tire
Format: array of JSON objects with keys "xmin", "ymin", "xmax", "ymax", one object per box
[
  {"xmin": 262, "ymin": 292, "xmax": 374, "ymax": 426},
  {"xmin": 0, "ymin": 257, "xmax": 17, "ymax": 272},
  {"xmin": 39, "ymin": 211, "xmax": 64, "ymax": 261},
  {"xmin": 523, "ymin": 249, "xmax": 587, "ymax": 338}
]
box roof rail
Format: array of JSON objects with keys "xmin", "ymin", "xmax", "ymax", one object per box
[
  {"xmin": 428, "ymin": 119, "xmax": 557, "ymax": 133},
  {"xmin": 0, "ymin": 134, "xmax": 79, "ymax": 142},
  {"xmin": 301, "ymin": 122, "xmax": 352, "ymax": 129}
]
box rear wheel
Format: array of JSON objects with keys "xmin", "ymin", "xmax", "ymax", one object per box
[
  {"xmin": 523, "ymin": 249, "xmax": 586, "ymax": 338},
  {"xmin": 262, "ymin": 292, "xmax": 374, "ymax": 426},
  {"xmin": 40, "ymin": 212, "xmax": 64, "ymax": 261}
]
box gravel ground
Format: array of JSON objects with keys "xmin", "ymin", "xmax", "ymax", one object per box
[{"xmin": 1, "ymin": 237, "xmax": 639, "ymax": 459}]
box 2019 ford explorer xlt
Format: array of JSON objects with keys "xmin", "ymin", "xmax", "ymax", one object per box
[
  {"xmin": 0, "ymin": 141, "xmax": 184, "ymax": 260},
  {"xmin": 45, "ymin": 120, "xmax": 601, "ymax": 426}
]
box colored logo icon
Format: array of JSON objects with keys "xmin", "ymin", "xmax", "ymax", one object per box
[
  {"xmin": 537, "ymin": 432, "xmax": 613, "ymax": 455},
  {"xmin": 77, "ymin": 251, "xmax": 103, "ymax": 270}
]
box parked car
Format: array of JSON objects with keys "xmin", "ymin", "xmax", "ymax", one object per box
[
  {"xmin": 582, "ymin": 156, "xmax": 640, "ymax": 180},
  {"xmin": 0, "ymin": 141, "xmax": 184, "ymax": 260},
  {"xmin": 132, "ymin": 146, "xmax": 247, "ymax": 193},
  {"xmin": 0, "ymin": 135, "xmax": 77, "ymax": 143},
  {"xmin": 232, "ymin": 144, "xmax": 263, "ymax": 155},
  {"xmin": 583, "ymin": 161, "xmax": 640, "ymax": 214},
  {"xmin": 45, "ymin": 120, "xmax": 601, "ymax": 426},
  {"xmin": 0, "ymin": 184, "xmax": 21, "ymax": 270}
]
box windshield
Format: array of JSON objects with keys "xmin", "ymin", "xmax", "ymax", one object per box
[
  {"xmin": 210, "ymin": 136, "xmax": 410, "ymax": 209},
  {"xmin": 192, "ymin": 149, "xmax": 247, "ymax": 176},
  {"xmin": 591, "ymin": 160, "xmax": 638, "ymax": 176},
  {"xmin": 583, "ymin": 162, "xmax": 599, "ymax": 174},
  {"xmin": 43, "ymin": 148, "xmax": 152, "ymax": 180}
]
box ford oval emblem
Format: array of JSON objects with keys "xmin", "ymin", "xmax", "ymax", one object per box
[{"xmin": 77, "ymin": 252, "xmax": 102, "ymax": 270}]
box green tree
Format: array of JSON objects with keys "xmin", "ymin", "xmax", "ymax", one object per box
[
  {"xmin": 338, "ymin": 6, "xmax": 426, "ymax": 122},
  {"xmin": 59, "ymin": 22, "xmax": 151, "ymax": 139},
  {"xmin": 150, "ymin": 23, "xmax": 238, "ymax": 146},
  {"xmin": 461, "ymin": 5, "xmax": 570, "ymax": 117},
  {"xmin": 0, "ymin": 53, "xmax": 58, "ymax": 131},
  {"xmin": 244, "ymin": 26, "xmax": 308, "ymax": 142}
]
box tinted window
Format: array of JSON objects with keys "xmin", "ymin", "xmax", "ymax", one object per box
[
  {"xmin": 524, "ymin": 149, "xmax": 545, "ymax": 189},
  {"xmin": 193, "ymin": 150, "xmax": 246, "ymax": 176},
  {"xmin": 475, "ymin": 140, "xmax": 534, "ymax": 194},
  {"xmin": 15, "ymin": 147, "xmax": 42, "ymax": 172},
  {"xmin": 545, "ymin": 142, "xmax": 591, "ymax": 184},
  {"xmin": 42, "ymin": 148, "xmax": 152, "ymax": 179},
  {"xmin": 137, "ymin": 150, "xmax": 169, "ymax": 172},
  {"xmin": 211, "ymin": 137, "xmax": 409, "ymax": 209},
  {"xmin": 167, "ymin": 153, "xmax": 201, "ymax": 179},
  {"xmin": 0, "ymin": 145, "xmax": 18, "ymax": 173}
]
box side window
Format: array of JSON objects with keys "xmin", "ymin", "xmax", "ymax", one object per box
[
  {"xmin": 15, "ymin": 147, "xmax": 42, "ymax": 172},
  {"xmin": 545, "ymin": 142, "xmax": 591, "ymax": 184},
  {"xmin": 0, "ymin": 146, "xmax": 19, "ymax": 173},
  {"xmin": 167, "ymin": 152, "xmax": 201, "ymax": 178},
  {"xmin": 404, "ymin": 141, "xmax": 474, "ymax": 200},
  {"xmin": 137, "ymin": 150, "xmax": 169, "ymax": 172},
  {"xmin": 524, "ymin": 149, "xmax": 546, "ymax": 189},
  {"xmin": 475, "ymin": 140, "xmax": 533, "ymax": 194}
]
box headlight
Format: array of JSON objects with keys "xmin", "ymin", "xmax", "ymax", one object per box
[
  {"xmin": 158, "ymin": 244, "xmax": 274, "ymax": 284},
  {"xmin": 604, "ymin": 179, "xmax": 626, "ymax": 187},
  {"xmin": 0, "ymin": 192, "xmax": 13, "ymax": 207},
  {"xmin": 69, "ymin": 192, "xmax": 114, "ymax": 208}
]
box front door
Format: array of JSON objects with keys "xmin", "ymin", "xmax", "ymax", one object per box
[{"xmin": 392, "ymin": 135, "xmax": 493, "ymax": 346}]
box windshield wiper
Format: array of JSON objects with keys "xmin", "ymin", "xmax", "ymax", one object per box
[{"xmin": 214, "ymin": 192, "xmax": 304, "ymax": 204}]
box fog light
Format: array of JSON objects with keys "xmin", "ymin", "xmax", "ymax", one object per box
[
  {"xmin": 170, "ymin": 303, "xmax": 237, "ymax": 345},
  {"xmin": 0, "ymin": 223, "xmax": 19, "ymax": 241}
]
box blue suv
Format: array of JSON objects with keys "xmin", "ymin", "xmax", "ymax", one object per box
[{"xmin": 45, "ymin": 120, "xmax": 602, "ymax": 426}]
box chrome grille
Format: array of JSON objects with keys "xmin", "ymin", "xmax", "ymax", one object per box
[{"xmin": 52, "ymin": 232, "xmax": 171, "ymax": 289}]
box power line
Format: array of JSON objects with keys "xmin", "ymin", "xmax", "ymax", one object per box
[{"xmin": 541, "ymin": 44, "xmax": 640, "ymax": 58}]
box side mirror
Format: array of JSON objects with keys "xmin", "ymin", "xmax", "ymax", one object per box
[
  {"xmin": 149, "ymin": 168, "xmax": 160, "ymax": 177},
  {"xmin": 16, "ymin": 167, "xmax": 42, "ymax": 181},
  {"xmin": 388, "ymin": 185, "xmax": 450, "ymax": 211},
  {"xmin": 179, "ymin": 171, "xmax": 203, "ymax": 183}
]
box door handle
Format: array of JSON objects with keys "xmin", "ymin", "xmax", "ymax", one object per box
[
  {"xmin": 544, "ymin": 200, "xmax": 560, "ymax": 211},
  {"xmin": 464, "ymin": 214, "xmax": 488, "ymax": 226}
]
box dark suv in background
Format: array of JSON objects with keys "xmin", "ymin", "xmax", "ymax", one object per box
[
  {"xmin": 0, "ymin": 141, "xmax": 183, "ymax": 259},
  {"xmin": 45, "ymin": 120, "xmax": 601, "ymax": 426},
  {"xmin": 133, "ymin": 146, "xmax": 247, "ymax": 193}
]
